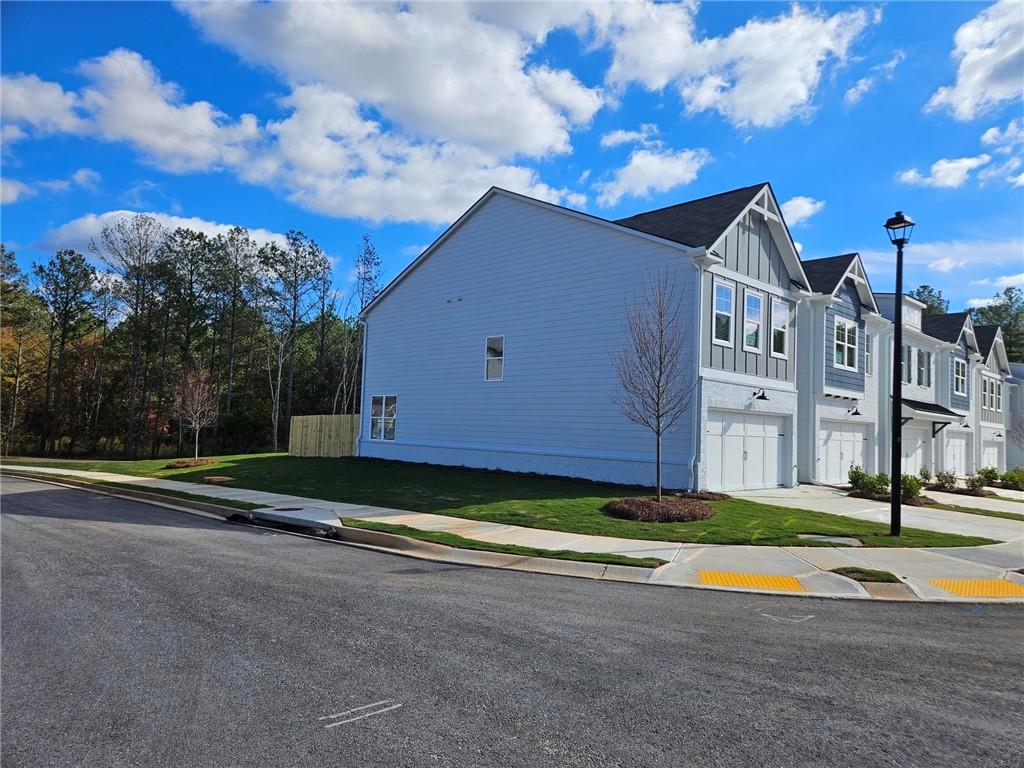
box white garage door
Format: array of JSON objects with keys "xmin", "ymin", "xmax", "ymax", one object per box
[
  {"xmin": 819, "ymin": 421, "xmax": 869, "ymax": 485},
  {"xmin": 706, "ymin": 411, "xmax": 786, "ymax": 491},
  {"xmin": 944, "ymin": 435, "xmax": 969, "ymax": 477},
  {"xmin": 901, "ymin": 427, "xmax": 931, "ymax": 477},
  {"xmin": 982, "ymin": 441, "xmax": 1002, "ymax": 470}
]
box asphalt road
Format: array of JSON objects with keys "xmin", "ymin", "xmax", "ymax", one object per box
[{"xmin": 2, "ymin": 476, "xmax": 1022, "ymax": 768}]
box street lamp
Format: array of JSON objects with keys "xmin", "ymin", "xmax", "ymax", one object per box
[{"xmin": 884, "ymin": 210, "xmax": 915, "ymax": 536}]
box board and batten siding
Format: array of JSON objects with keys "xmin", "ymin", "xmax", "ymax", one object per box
[
  {"xmin": 700, "ymin": 211, "xmax": 796, "ymax": 382},
  {"xmin": 359, "ymin": 192, "xmax": 700, "ymax": 488},
  {"xmin": 823, "ymin": 280, "xmax": 865, "ymax": 392},
  {"xmin": 949, "ymin": 340, "xmax": 970, "ymax": 412}
]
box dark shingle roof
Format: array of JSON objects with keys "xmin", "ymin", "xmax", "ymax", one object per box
[
  {"xmin": 974, "ymin": 325, "xmax": 999, "ymax": 358},
  {"xmin": 613, "ymin": 183, "xmax": 766, "ymax": 248},
  {"xmin": 921, "ymin": 312, "xmax": 970, "ymax": 344},
  {"xmin": 801, "ymin": 253, "xmax": 857, "ymax": 294},
  {"xmin": 902, "ymin": 398, "xmax": 963, "ymax": 418}
]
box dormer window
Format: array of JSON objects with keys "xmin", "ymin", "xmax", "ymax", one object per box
[{"xmin": 834, "ymin": 318, "xmax": 857, "ymax": 371}]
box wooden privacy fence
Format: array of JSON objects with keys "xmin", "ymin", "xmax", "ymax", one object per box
[{"xmin": 288, "ymin": 414, "xmax": 360, "ymax": 457}]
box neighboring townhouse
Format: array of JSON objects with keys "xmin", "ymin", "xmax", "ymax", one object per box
[
  {"xmin": 874, "ymin": 294, "xmax": 966, "ymax": 477},
  {"xmin": 358, "ymin": 183, "xmax": 810, "ymax": 492},
  {"xmin": 1007, "ymin": 361, "xmax": 1024, "ymax": 469},
  {"xmin": 973, "ymin": 325, "xmax": 1011, "ymax": 470},
  {"xmin": 796, "ymin": 253, "xmax": 887, "ymax": 484}
]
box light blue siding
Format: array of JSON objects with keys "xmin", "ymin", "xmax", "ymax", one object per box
[
  {"xmin": 824, "ymin": 280, "xmax": 865, "ymax": 392},
  {"xmin": 360, "ymin": 193, "xmax": 700, "ymax": 488}
]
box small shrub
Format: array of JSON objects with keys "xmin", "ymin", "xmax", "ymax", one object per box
[
  {"xmin": 603, "ymin": 496, "xmax": 715, "ymax": 523},
  {"xmin": 900, "ymin": 474, "xmax": 922, "ymax": 501},
  {"xmin": 867, "ymin": 472, "xmax": 891, "ymax": 495},
  {"xmin": 918, "ymin": 466, "xmax": 931, "ymax": 482},
  {"xmin": 978, "ymin": 466, "xmax": 1000, "ymax": 484},
  {"xmin": 1000, "ymin": 467, "xmax": 1024, "ymax": 491},
  {"xmin": 934, "ymin": 471, "xmax": 957, "ymax": 490},
  {"xmin": 848, "ymin": 465, "xmax": 870, "ymax": 491},
  {"xmin": 965, "ymin": 473, "xmax": 987, "ymax": 491}
]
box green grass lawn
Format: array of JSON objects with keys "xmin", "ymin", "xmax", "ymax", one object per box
[
  {"xmin": 830, "ymin": 567, "xmax": 901, "ymax": 583},
  {"xmin": 2, "ymin": 453, "xmax": 995, "ymax": 548},
  {"xmin": 925, "ymin": 502, "xmax": 1024, "ymax": 522}
]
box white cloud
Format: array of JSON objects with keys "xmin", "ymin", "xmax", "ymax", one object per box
[
  {"xmin": 994, "ymin": 272, "xmax": 1024, "ymax": 288},
  {"xmin": 929, "ymin": 257, "xmax": 967, "ymax": 273},
  {"xmin": 860, "ymin": 237, "xmax": 1024, "ymax": 278},
  {"xmin": 981, "ymin": 119, "xmax": 1024, "ymax": 152},
  {"xmin": 844, "ymin": 50, "xmax": 905, "ymax": 105},
  {"xmin": 926, "ymin": 0, "xmax": 1024, "ymax": 120},
  {"xmin": 400, "ymin": 243, "xmax": 429, "ymax": 257},
  {"xmin": 72, "ymin": 168, "xmax": 101, "ymax": 189},
  {"xmin": 179, "ymin": 1, "xmax": 601, "ymax": 159},
  {"xmin": 898, "ymin": 154, "xmax": 991, "ymax": 188},
  {"xmin": 600, "ymin": 123, "xmax": 658, "ymax": 148},
  {"xmin": 793, "ymin": 240, "xmax": 803, "ymax": 254},
  {"xmin": 0, "ymin": 178, "xmax": 37, "ymax": 204},
  {"xmin": 40, "ymin": 210, "xmax": 288, "ymax": 255},
  {"xmin": 967, "ymin": 297, "xmax": 1000, "ymax": 308},
  {"xmin": 0, "ymin": 73, "xmax": 86, "ymax": 140},
  {"xmin": 593, "ymin": 3, "xmax": 872, "ymax": 127},
  {"xmin": 780, "ymin": 195, "xmax": 825, "ymax": 226},
  {"xmin": 595, "ymin": 146, "xmax": 711, "ymax": 207}
]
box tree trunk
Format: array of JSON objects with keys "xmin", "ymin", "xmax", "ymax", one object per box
[
  {"xmin": 6, "ymin": 340, "xmax": 24, "ymax": 455},
  {"xmin": 194, "ymin": 427, "xmax": 200, "ymax": 460},
  {"xmin": 655, "ymin": 429, "xmax": 663, "ymax": 502}
]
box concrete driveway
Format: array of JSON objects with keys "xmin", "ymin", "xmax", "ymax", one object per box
[{"xmin": 735, "ymin": 484, "xmax": 1024, "ymax": 543}]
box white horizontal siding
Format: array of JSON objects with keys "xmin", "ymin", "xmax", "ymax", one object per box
[{"xmin": 360, "ymin": 192, "xmax": 700, "ymax": 487}]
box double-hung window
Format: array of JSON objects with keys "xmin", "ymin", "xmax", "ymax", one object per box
[
  {"xmin": 865, "ymin": 334, "xmax": 873, "ymax": 375},
  {"xmin": 834, "ymin": 318, "xmax": 857, "ymax": 370},
  {"xmin": 953, "ymin": 358, "xmax": 967, "ymax": 396},
  {"xmin": 713, "ymin": 281, "xmax": 734, "ymax": 346},
  {"xmin": 743, "ymin": 290, "xmax": 763, "ymax": 352},
  {"xmin": 370, "ymin": 395, "xmax": 397, "ymax": 441},
  {"xmin": 902, "ymin": 345, "xmax": 913, "ymax": 384},
  {"xmin": 996, "ymin": 382, "xmax": 1003, "ymax": 412},
  {"xmin": 770, "ymin": 299, "xmax": 788, "ymax": 358},
  {"xmin": 917, "ymin": 350, "xmax": 932, "ymax": 387},
  {"xmin": 982, "ymin": 379, "xmax": 991, "ymax": 409},
  {"xmin": 485, "ymin": 336, "xmax": 504, "ymax": 381}
]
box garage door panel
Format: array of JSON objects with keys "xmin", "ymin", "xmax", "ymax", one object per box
[
  {"xmin": 820, "ymin": 420, "xmax": 869, "ymax": 485},
  {"xmin": 706, "ymin": 410, "xmax": 786, "ymax": 492}
]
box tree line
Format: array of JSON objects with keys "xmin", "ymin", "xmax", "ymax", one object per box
[{"xmin": 0, "ymin": 216, "xmax": 383, "ymax": 458}]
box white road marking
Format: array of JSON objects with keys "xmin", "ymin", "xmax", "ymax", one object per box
[
  {"xmin": 322, "ymin": 701, "xmax": 403, "ymax": 728},
  {"xmin": 760, "ymin": 613, "xmax": 815, "ymax": 623}
]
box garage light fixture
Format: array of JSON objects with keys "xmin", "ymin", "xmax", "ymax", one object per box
[
  {"xmin": 752, "ymin": 388, "xmax": 769, "ymax": 401},
  {"xmin": 995, "ymin": 432, "xmax": 1004, "ymax": 438},
  {"xmin": 847, "ymin": 401, "xmax": 862, "ymax": 417}
]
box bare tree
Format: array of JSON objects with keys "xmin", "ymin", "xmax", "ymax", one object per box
[
  {"xmin": 613, "ymin": 272, "xmax": 696, "ymax": 500},
  {"xmin": 178, "ymin": 367, "xmax": 219, "ymax": 460}
]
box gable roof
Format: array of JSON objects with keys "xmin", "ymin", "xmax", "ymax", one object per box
[
  {"xmin": 975, "ymin": 324, "xmax": 1010, "ymax": 373},
  {"xmin": 613, "ymin": 183, "xmax": 765, "ymax": 249},
  {"xmin": 801, "ymin": 253, "xmax": 857, "ymax": 294},
  {"xmin": 800, "ymin": 252, "xmax": 879, "ymax": 313},
  {"xmin": 922, "ymin": 312, "xmax": 971, "ymax": 344}
]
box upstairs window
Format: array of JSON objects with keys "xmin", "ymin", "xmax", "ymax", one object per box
[
  {"xmin": 485, "ymin": 336, "xmax": 504, "ymax": 381},
  {"xmin": 865, "ymin": 334, "xmax": 873, "ymax": 375},
  {"xmin": 770, "ymin": 299, "xmax": 788, "ymax": 358},
  {"xmin": 953, "ymin": 358, "xmax": 967, "ymax": 396},
  {"xmin": 917, "ymin": 350, "xmax": 932, "ymax": 388},
  {"xmin": 902, "ymin": 345, "xmax": 913, "ymax": 384},
  {"xmin": 834, "ymin": 318, "xmax": 858, "ymax": 371},
  {"xmin": 996, "ymin": 381, "xmax": 1003, "ymax": 412},
  {"xmin": 370, "ymin": 395, "xmax": 397, "ymax": 441},
  {"xmin": 713, "ymin": 281, "xmax": 734, "ymax": 347},
  {"xmin": 743, "ymin": 290, "xmax": 763, "ymax": 353}
]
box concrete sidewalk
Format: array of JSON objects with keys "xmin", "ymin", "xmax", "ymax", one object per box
[{"xmin": 5, "ymin": 464, "xmax": 1024, "ymax": 602}]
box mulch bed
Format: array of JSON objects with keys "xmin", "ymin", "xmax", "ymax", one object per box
[
  {"xmin": 924, "ymin": 485, "xmax": 994, "ymax": 497},
  {"xmin": 164, "ymin": 458, "xmax": 218, "ymax": 469},
  {"xmin": 603, "ymin": 496, "xmax": 715, "ymax": 523},
  {"xmin": 201, "ymin": 475, "xmax": 235, "ymax": 484},
  {"xmin": 673, "ymin": 490, "xmax": 730, "ymax": 501},
  {"xmin": 848, "ymin": 490, "xmax": 938, "ymax": 506}
]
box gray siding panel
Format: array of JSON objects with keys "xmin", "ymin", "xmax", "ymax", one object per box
[
  {"xmin": 950, "ymin": 341, "xmax": 970, "ymax": 412},
  {"xmin": 823, "ymin": 280, "xmax": 865, "ymax": 392}
]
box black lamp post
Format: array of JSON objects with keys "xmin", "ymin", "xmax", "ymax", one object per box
[{"xmin": 884, "ymin": 210, "xmax": 915, "ymax": 536}]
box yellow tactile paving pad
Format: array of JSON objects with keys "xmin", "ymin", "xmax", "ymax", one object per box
[
  {"xmin": 928, "ymin": 578, "xmax": 1024, "ymax": 598},
  {"xmin": 698, "ymin": 570, "xmax": 805, "ymax": 592}
]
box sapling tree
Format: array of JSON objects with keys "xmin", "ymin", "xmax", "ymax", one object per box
[{"xmin": 178, "ymin": 367, "xmax": 218, "ymax": 460}]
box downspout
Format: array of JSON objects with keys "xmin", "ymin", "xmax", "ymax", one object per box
[
  {"xmin": 356, "ymin": 318, "xmax": 368, "ymax": 455},
  {"xmin": 690, "ymin": 247, "xmax": 708, "ymax": 491}
]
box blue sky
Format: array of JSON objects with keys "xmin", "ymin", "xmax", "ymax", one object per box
[{"xmin": 2, "ymin": 1, "xmax": 1022, "ymax": 310}]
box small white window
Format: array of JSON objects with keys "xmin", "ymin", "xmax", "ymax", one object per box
[
  {"xmin": 865, "ymin": 334, "xmax": 873, "ymax": 375},
  {"xmin": 917, "ymin": 350, "xmax": 932, "ymax": 388},
  {"xmin": 485, "ymin": 336, "xmax": 504, "ymax": 381},
  {"xmin": 770, "ymin": 299, "xmax": 788, "ymax": 359},
  {"xmin": 713, "ymin": 281, "xmax": 734, "ymax": 347},
  {"xmin": 953, "ymin": 358, "xmax": 967, "ymax": 396},
  {"xmin": 902, "ymin": 345, "xmax": 913, "ymax": 384},
  {"xmin": 370, "ymin": 395, "xmax": 397, "ymax": 441},
  {"xmin": 743, "ymin": 290, "xmax": 763, "ymax": 353},
  {"xmin": 834, "ymin": 317, "xmax": 858, "ymax": 371},
  {"xmin": 996, "ymin": 381, "xmax": 1003, "ymax": 412},
  {"xmin": 982, "ymin": 378, "xmax": 991, "ymax": 409}
]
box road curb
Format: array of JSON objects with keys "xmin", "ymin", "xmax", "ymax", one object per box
[{"xmin": 5, "ymin": 468, "xmax": 1023, "ymax": 603}]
